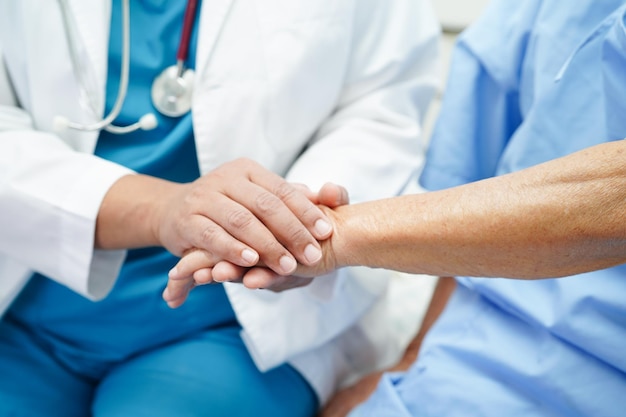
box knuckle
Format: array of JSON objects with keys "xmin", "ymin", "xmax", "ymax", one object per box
[
  {"xmin": 259, "ymin": 239, "xmax": 283, "ymax": 259},
  {"xmin": 255, "ymin": 192, "xmax": 282, "ymax": 215},
  {"xmin": 238, "ymin": 157, "xmax": 254, "ymax": 165},
  {"xmin": 299, "ymin": 203, "xmax": 318, "ymax": 221},
  {"xmin": 273, "ymin": 181, "xmax": 297, "ymax": 201},
  {"xmin": 230, "ymin": 157, "xmax": 253, "ymax": 172},
  {"xmin": 287, "ymin": 226, "xmax": 309, "ymax": 245},
  {"xmin": 208, "ymin": 168, "xmax": 227, "ymax": 182},
  {"xmin": 199, "ymin": 224, "xmax": 219, "ymax": 245},
  {"xmin": 227, "ymin": 208, "xmax": 254, "ymax": 230}
]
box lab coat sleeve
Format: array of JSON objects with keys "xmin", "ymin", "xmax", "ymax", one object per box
[
  {"xmin": 0, "ymin": 44, "xmax": 132, "ymax": 301},
  {"xmin": 227, "ymin": 0, "xmax": 441, "ymax": 390}
]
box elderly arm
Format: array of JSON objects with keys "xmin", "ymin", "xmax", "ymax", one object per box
[{"xmin": 316, "ymin": 139, "xmax": 626, "ymax": 279}]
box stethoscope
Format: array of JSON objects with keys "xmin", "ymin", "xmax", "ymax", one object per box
[{"xmin": 54, "ymin": 0, "xmax": 198, "ymax": 134}]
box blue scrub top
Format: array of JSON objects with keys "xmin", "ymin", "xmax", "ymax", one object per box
[
  {"xmin": 352, "ymin": 1, "xmax": 626, "ymax": 416},
  {"xmin": 8, "ymin": 0, "xmax": 238, "ymax": 377}
]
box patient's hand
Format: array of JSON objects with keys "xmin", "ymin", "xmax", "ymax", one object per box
[
  {"xmin": 163, "ymin": 253, "xmax": 319, "ymax": 308},
  {"xmin": 163, "ymin": 183, "xmax": 349, "ymax": 308}
]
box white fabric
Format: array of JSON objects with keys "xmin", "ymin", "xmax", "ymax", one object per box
[{"xmin": 0, "ymin": 0, "xmax": 440, "ymax": 403}]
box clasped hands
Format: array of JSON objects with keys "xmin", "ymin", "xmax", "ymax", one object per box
[{"xmin": 159, "ymin": 158, "xmax": 348, "ymax": 308}]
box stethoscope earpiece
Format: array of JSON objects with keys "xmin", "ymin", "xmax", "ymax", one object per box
[
  {"xmin": 138, "ymin": 114, "xmax": 159, "ymax": 131},
  {"xmin": 53, "ymin": 115, "xmax": 71, "ymax": 133}
]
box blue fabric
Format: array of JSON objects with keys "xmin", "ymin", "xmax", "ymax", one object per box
[
  {"xmin": 351, "ymin": 1, "xmax": 626, "ymax": 416},
  {"xmin": 0, "ymin": 1, "xmax": 316, "ymax": 415},
  {"xmin": 95, "ymin": 0, "xmax": 202, "ymax": 181},
  {"xmin": 0, "ymin": 318, "xmax": 316, "ymax": 417}
]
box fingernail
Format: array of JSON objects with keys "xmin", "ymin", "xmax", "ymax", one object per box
[
  {"xmin": 315, "ymin": 219, "xmax": 332, "ymax": 236},
  {"xmin": 168, "ymin": 267, "xmax": 178, "ymax": 279},
  {"xmin": 304, "ymin": 244, "xmax": 322, "ymax": 264},
  {"xmin": 279, "ymin": 255, "xmax": 297, "ymax": 274},
  {"xmin": 162, "ymin": 287, "xmax": 171, "ymax": 300},
  {"xmin": 341, "ymin": 189, "xmax": 349, "ymax": 204},
  {"xmin": 241, "ymin": 248, "xmax": 259, "ymax": 264}
]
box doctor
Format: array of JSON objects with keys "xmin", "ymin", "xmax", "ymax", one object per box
[{"xmin": 0, "ymin": 0, "xmax": 440, "ymax": 416}]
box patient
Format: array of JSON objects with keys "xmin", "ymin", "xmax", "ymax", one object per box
[
  {"xmin": 166, "ymin": 0, "xmax": 626, "ymax": 416},
  {"xmin": 312, "ymin": 1, "xmax": 626, "ymax": 415}
]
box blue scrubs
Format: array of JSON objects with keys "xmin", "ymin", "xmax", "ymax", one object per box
[
  {"xmin": 351, "ymin": 1, "xmax": 626, "ymax": 416},
  {"xmin": 0, "ymin": 2, "xmax": 316, "ymax": 416}
]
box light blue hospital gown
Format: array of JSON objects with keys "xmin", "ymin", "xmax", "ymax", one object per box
[{"xmin": 350, "ymin": 0, "xmax": 626, "ymax": 416}]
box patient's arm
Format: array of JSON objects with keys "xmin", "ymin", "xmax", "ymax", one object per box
[
  {"xmin": 319, "ymin": 277, "xmax": 457, "ymax": 417},
  {"xmin": 166, "ymin": 139, "xmax": 626, "ymax": 305},
  {"xmin": 297, "ymin": 139, "xmax": 626, "ymax": 281}
]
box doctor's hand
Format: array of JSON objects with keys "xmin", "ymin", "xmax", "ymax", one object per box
[
  {"xmin": 97, "ymin": 158, "xmax": 335, "ymax": 279},
  {"xmin": 162, "ymin": 182, "xmax": 348, "ymax": 308},
  {"xmin": 239, "ymin": 182, "xmax": 349, "ymax": 290}
]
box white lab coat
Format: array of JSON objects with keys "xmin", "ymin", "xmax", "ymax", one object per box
[{"xmin": 0, "ymin": 0, "xmax": 440, "ymax": 403}]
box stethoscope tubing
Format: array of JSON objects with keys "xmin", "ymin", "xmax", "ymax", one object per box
[
  {"xmin": 55, "ymin": 0, "xmax": 198, "ymax": 134},
  {"xmin": 177, "ymin": 0, "xmax": 198, "ymax": 65},
  {"xmin": 56, "ymin": 0, "xmax": 139, "ymax": 134}
]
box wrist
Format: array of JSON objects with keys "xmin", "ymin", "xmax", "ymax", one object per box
[
  {"xmin": 331, "ymin": 203, "xmax": 375, "ymax": 269},
  {"xmin": 324, "ymin": 206, "xmax": 353, "ymax": 269},
  {"xmin": 96, "ymin": 174, "xmax": 179, "ymax": 250},
  {"xmin": 146, "ymin": 178, "xmax": 185, "ymax": 249}
]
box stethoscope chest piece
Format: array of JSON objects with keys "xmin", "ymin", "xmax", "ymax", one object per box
[
  {"xmin": 151, "ymin": 65, "xmax": 195, "ymax": 118},
  {"xmin": 55, "ymin": 0, "xmax": 200, "ymax": 132}
]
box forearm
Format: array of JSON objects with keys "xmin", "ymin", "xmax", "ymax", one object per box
[
  {"xmin": 95, "ymin": 174, "xmax": 179, "ymax": 250},
  {"xmin": 332, "ymin": 140, "xmax": 626, "ymax": 279}
]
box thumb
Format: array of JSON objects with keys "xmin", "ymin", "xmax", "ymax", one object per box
[{"xmin": 318, "ymin": 182, "xmax": 349, "ymax": 208}]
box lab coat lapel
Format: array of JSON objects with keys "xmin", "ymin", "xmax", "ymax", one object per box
[
  {"xmin": 65, "ymin": 0, "xmax": 111, "ymax": 116},
  {"xmin": 195, "ymin": 0, "xmax": 237, "ymax": 77}
]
